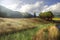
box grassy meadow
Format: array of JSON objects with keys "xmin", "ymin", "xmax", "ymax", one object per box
[
  {"xmin": 53, "ymin": 18, "xmax": 60, "ymax": 20},
  {"xmin": 0, "ymin": 18, "xmax": 60, "ymax": 40}
]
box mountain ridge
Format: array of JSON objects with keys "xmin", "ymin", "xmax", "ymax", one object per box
[{"xmin": 0, "ymin": 5, "xmax": 33, "ymax": 18}]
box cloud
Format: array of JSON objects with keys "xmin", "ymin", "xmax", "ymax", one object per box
[
  {"xmin": 18, "ymin": 1, "xmax": 44, "ymax": 12},
  {"xmin": 0, "ymin": 0, "xmax": 60, "ymax": 15},
  {"xmin": 0, "ymin": 0, "xmax": 44, "ymax": 13},
  {"xmin": 0, "ymin": 0, "xmax": 44, "ymax": 15},
  {"xmin": 0, "ymin": 0, "xmax": 22, "ymax": 10},
  {"xmin": 42, "ymin": 3, "xmax": 60, "ymax": 14}
]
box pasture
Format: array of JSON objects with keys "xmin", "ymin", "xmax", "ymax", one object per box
[{"xmin": 0, "ymin": 18, "xmax": 60, "ymax": 40}]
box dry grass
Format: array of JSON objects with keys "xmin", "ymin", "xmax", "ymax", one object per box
[
  {"xmin": 48, "ymin": 26, "xmax": 60, "ymax": 40},
  {"xmin": 33, "ymin": 26, "xmax": 60, "ymax": 40},
  {"xmin": 0, "ymin": 18, "xmax": 40, "ymax": 34},
  {"xmin": 0, "ymin": 18, "xmax": 56, "ymax": 40},
  {"xmin": 53, "ymin": 18, "xmax": 60, "ymax": 20}
]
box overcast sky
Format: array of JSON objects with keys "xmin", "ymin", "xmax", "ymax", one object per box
[{"xmin": 0, "ymin": 0, "xmax": 60, "ymax": 15}]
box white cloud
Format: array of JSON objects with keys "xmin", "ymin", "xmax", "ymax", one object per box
[
  {"xmin": 0, "ymin": 0, "xmax": 44, "ymax": 13},
  {"xmin": 34, "ymin": 1, "xmax": 43, "ymax": 8},
  {"xmin": 42, "ymin": 3, "xmax": 60, "ymax": 14},
  {"xmin": 1, "ymin": 4, "xmax": 17, "ymax": 10},
  {"xmin": 0, "ymin": 0, "xmax": 60, "ymax": 15},
  {"xmin": 0, "ymin": 0, "xmax": 22, "ymax": 10},
  {"xmin": 19, "ymin": 4, "xmax": 33, "ymax": 12},
  {"xmin": 19, "ymin": 1, "xmax": 44, "ymax": 12}
]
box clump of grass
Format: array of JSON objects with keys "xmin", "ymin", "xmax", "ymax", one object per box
[
  {"xmin": 48, "ymin": 26, "xmax": 59, "ymax": 40},
  {"xmin": 0, "ymin": 19, "xmax": 5, "ymax": 22},
  {"xmin": 33, "ymin": 27, "xmax": 49, "ymax": 40},
  {"xmin": 33, "ymin": 26, "xmax": 60, "ymax": 40}
]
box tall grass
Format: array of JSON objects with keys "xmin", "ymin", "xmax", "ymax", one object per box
[
  {"xmin": 0, "ymin": 23, "xmax": 53, "ymax": 40},
  {"xmin": 33, "ymin": 25, "xmax": 60, "ymax": 40},
  {"xmin": 0, "ymin": 18, "xmax": 57, "ymax": 40}
]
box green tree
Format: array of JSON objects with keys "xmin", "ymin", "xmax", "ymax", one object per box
[
  {"xmin": 39, "ymin": 11, "xmax": 54, "ymax": 21},
  {"xmin": 34, "ymin": 12, "xmax": 36, "ymax": 18}
]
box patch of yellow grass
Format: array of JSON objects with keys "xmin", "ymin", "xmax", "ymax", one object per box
[
  {"xmin": 48, "ymin": 26, "xmax": 59, "ymax": 40},
  {"xmin": 53, "ymin": 18, "xmax": 60, "ymax": 20},
  {"xmin": 33, "ymin": 26, "xmax": 60, "ymax": 40}
]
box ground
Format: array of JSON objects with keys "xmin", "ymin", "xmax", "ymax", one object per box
[{"xmin": 0, "ymin": 18, "xmax": 60, "ymax": 40}]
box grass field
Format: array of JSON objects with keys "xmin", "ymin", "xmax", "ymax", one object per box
[
  {"xmin": 0, "ymin": 18, "xmax": 40, "ymax": 34},
  {"xmin": 53, "ymin": 18, "xmax": 60, "ymax": 20},
  {"xmin": 0, "ymin": 18, "xmax": 60, "ymax": 40}
]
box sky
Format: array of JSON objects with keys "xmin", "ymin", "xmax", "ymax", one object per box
[{"xmin": 0, "ymin": 0, "xmax": 60, "ymax": 15}]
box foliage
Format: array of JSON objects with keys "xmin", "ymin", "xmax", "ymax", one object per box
[
  {"xmin": 34, "ymin": 12, "xmax": 36, "ymax": 18},
  {"xmin": 39, "ymin": 11, "xmax": 54, "ymax": 21},
  {"xmin": 33, "ymin": 25, "xmax": 60, "ymax": 40},
  {"xmin": 0, "ymin": 21, "xmax": 54, "ymax": 40}
]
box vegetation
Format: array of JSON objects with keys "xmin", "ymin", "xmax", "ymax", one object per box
[
  {"xmin": 34, "ymin": 12, "xmax": 36, "ymax": 18},
  {"xmin": 0, "ymin": 18, "xmax": 55, "ymax": 40},
  {"xmin": 53, "ymin": 18, "xmax": 60, "ymax": 20},
  {"xmin": 0, "ymin": 18, "xmax": 39, "ymax": 34},
  {"xmin": 33, "ymin": 26, "xmax": 60, "ymax": 40},
  {"xmin": 0, "ymin": 5, "xmax": 60, "ymax": 40},
  {"xmin": 0, "ymin": 24, "xmax": 52, "ymax": 40},
  {"xmin": 39, "ymin": 11, "xmax": 54, "ymax": 21}
]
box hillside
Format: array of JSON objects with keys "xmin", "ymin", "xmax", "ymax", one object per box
[{"xmin": 0, "ymin": 5, "xmax": 33, "ymax": 18}]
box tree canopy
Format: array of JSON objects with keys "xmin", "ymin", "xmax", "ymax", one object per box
[{"xmin": 39, "ymin": 11, "xmax": 54, "ymax": 21}]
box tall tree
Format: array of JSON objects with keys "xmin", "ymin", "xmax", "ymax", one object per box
[{"xmin": 34, "ymin": 12, "xmax": 36, "ymax": 18}]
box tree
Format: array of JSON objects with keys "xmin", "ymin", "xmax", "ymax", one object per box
[
  {"xmin": 39, "ymin": 11, "xmax": 54, "ymax": 21},
  {"xmin": 34, "ymin": 12, "xmax": 36, "ymax": 18}
]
